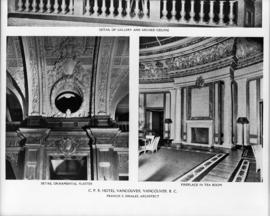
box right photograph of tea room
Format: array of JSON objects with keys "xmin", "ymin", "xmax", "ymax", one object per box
[{"xmin": 138, "ymin": 37, "xmax": 263, "ymax": 182}]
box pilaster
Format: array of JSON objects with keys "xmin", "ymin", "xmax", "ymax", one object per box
[
  {"xmin": 174, "ymin": 87, "xmax": 182, "ymax": 145},
  {"xmin": 223, "ymin": 77, "xmax": 233, "ymax": 148},
  {"xmin": 19, "ymin": 128, "xmax": 50, "ymax": 180}
]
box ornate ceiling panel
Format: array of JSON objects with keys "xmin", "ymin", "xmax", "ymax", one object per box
[
  {"xmin": 95, "ymin": 37, "xmax": 129, "ymax": 117},
  {"xmin": 7, "ymin": 36, "xmax": 129, "ymax": 119},
  {"xmin": 7, "ymin": 37, "xmax": 26, "ymax": 97}
]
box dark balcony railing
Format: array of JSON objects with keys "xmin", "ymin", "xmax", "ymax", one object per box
[{"xmin": 116, "ymin": 121, "xmax": 129, "ymax": 132}]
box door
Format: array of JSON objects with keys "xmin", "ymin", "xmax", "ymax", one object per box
[
  {"xmin": 151, "ymin": 110, "xmax": 164, "ymax": 137},
  {"xmin": 259, "ymin": 101, "xmax": 263, "ymax": 146}
]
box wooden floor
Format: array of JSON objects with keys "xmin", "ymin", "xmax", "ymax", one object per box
[
  {"xmin": 140, "ymin": 145, "xmax": 261, "ymax": 182},
  {"xmin": 192, "ymin": 146, "xmax": 260, "ymax": 182},
  {"xmin": 139, "ymin": 148, "xmax": 214, "ymax": 181},
  {"xmin": 201, "ymin": 149, "xmax": 242, "ymax": 182}
]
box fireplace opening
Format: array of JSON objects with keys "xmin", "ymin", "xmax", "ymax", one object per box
[{"xmin": 191, "ymin": 128, "xmax": 209, "ymax": 144}]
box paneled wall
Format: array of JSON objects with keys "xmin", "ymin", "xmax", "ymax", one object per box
[
  {"xmin": 6, "ymin": 126, "xmax": 129, "ymax": 180},
  {"xmin": 247, "ymin": 77, "xmax": 263, "ymax": 145}
]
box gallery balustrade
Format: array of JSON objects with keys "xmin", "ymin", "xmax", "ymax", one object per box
[{"xmin": 9, "ymin": 0, "xmax": 253, "ymax": 27}]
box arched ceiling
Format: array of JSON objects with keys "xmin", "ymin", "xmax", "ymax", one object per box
[{"xmin": 7, "ymin": 36, "xmax": 129, "ymax": 119}]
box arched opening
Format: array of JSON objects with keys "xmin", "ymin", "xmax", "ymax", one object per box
[
  {"xmin": 115, "ymin": 95, "xmax": 129, "ymax": 122},
  {"xmin": 55, "ymin": 91, "xmax": 83, "ymax": 114},
  {"xmin": 6, "ymin": 90, "xmax": 23, "ymax": 122}
]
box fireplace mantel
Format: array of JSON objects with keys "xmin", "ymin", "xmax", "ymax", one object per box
[{"xmin": 185, "ymin": 120, "xmax": 214, "ymax": 147}]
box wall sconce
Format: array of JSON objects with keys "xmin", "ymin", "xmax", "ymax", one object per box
[{"xmin": 236, "ymin": 117, "xmax": 249, "ymax": 151}]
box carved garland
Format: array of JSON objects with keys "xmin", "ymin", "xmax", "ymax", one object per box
[{"xmin": 55, "ymin": 137, "xmax": 79, "ymax": 156}]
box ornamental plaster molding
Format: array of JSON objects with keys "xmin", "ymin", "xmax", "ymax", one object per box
[
  {"xmin": 45, "ymin": 38, "xmax": 92, "ymax": 117},
  {"xmin": 29, "ymin": 40, "xmax": 40, "ymax": 115},
  {"xmin": 140, "ymin": 38, "xmax": 236, "ymax": 82},
  {"xmin": 140, "ymin": 38, "xmax": 264, "ymax": 83},
  {"xmin": 95, "ymin": 37, "xmax": 115, "ymax": 115}
]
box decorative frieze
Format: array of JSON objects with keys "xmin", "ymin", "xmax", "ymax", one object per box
[
  {"xmin": 46, "ymin": 136, "xmax": 89, "ymax": 148},
  {"xmin": 140, "ymin": 37, "xmax": 263, "ymax": 83},
  {"xmin": 140, "ymin": 38, "xmax": 236, "ymax": 82},
  {"xmin": 168, "ymin": 38, "xmax": 235, "ymax": 71}
]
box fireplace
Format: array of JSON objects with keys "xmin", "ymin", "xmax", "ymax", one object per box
[
  {"xmin": 186, "ymin": 120, "xmax": 213, "ymax": 147},
  {"xmin": 191, "ymin": 128, "xmax": 209, "ymax": 144}
]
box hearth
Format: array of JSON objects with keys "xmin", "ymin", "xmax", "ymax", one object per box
[{"xmin": 191, "ymin": 128, "xmax": 209, "ymax": 144}]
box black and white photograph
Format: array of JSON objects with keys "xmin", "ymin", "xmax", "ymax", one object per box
[
  {"xmin": 8, "ymin": 0, "xmax": 262, "ymax": 27},
  {"xmin": 6, "ymin": 36, "xmax": 129, "ymax": 181},
  {"xmin": 138, "ymin": 37, "xmax": 263, "ymax": 182},
  {"xmin": 1, "ymin": 0, "xmax": 270, "ymax": 215}
]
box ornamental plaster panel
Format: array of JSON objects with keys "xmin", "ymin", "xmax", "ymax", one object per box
[
  {"xmin": 44, "ymin": 37, "xmax": 93, "ymax": 117},
  {"xmin": 95, "ymin": 37, "xmax": 115, "ymax": 115},
  {"xmin": 7, "ymin": 37, "xmax": 26, "ymax": 97},
  {"xmin": 25, "ymin": 37, "xmax": 41, "ymax": 115}
]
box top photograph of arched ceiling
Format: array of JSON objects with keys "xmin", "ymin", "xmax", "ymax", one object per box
[{"xmin": 8, "ymin": 0, "xmax": 262, "ymax": 27}]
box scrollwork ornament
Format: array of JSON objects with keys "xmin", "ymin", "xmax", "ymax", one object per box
[
  {"xmin": 195, "ymin": 76, "xmax": 205, "ymax": 88},
  {"xmin": 55, "ymin": 137, "xmax": 79, "ymax": 156}
]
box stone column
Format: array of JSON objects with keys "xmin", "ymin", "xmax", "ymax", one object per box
[
  {"xmin": 164, "ymin": 93, "xmax": 171, "ymax": 138},
  {"xmin": 174, "ymin": 87, "xmax": 182, "ymax": 147},
  {"xmin": 139, "ymin": 94, "xmax": 145, "ymax": 131},
  {"xmin": 19, "ymin": 128, "xmax": 50, "ymax": 180},
  {"xmin": 170, "ymin": 89, "xmax": 176, "ymax": 140},
  {"xmin": 223, "ymin": 77, "xmax": 233, "ymax": 148}
]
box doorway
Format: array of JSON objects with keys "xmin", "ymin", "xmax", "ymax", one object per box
[{"xmin": 146, "ymin": 109, "xmax": 164, "ymax": 137}]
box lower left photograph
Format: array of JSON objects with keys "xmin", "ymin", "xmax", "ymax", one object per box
[{"xmin": 6, "ymin": 36, "xmax": 129, "ymax": 180}]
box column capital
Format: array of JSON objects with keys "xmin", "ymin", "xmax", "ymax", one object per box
[
  {"xmin": 175, "ymin": 86, "xmax": 182, "ymax": 91},
  {"xmin": 169, "ymin": 88, "xmax": 176, "ymax": 94},
  {"xmin": 85, "ymin": 127, "xmax": 121, "ymax": 146},
  {"xmin": 18, "ymin": 128, "xmax": 50, "ymax": 145}
]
